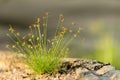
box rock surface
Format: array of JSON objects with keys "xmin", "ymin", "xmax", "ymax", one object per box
[{"xmin": 0, "ymin": 51, "xmax": 120, "ymax": 80}]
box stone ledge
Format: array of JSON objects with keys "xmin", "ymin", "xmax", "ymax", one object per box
[{"xmin": 0, "ymin": 51, "xmax": 120, "ymax": 80}]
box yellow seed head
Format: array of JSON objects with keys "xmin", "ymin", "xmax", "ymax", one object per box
[
  {"xmin": 69, "ymin": 30, "xmax": 73, "ymax": 33},
  {"xmin": 45, "ymin": 12, "xmax": 49, "ymax": 16},
  {"xmin": 78, "ymin": 27, "xmax": 82, "ymax": 33},
  {"xmin": 37, "ymin": 18, "xmax": 41, "ymax": 23},
  {"xmin": 43, "ymin": 16, "xmax": 46, "ymax": 19},
  {"xmin": 22, "ymin": 42, "xmax": 25, "ymax": 46},
  {"xmin": 77, "ymin": 30, "xmax": 80, "ymax": 33},
  {"xmin": 33, "ymin": 24, "xmax": 37, "ymax": 28},
  {"xmin": 62, "ymin": 26, "xmax": 67, "ymax": 33},
  {"xmin": 74, "ymin": 34, "xmax": 77, "ymax": 37},
  {"xmin": 37, "ymin": 44, "xmax": 40, "ymax": 48},
  {"xmin": 43, "ymin": 23, "xmax": 47, "ymax": 27},
  {"xmin": 22, "ymin": 36, "xmax": 26, "ymax": 40},
  {"xmin": 32, "ymin": 35, "xmax": 34, "ymax": 38},
  {"xmin": 16, "ymin": 32, "xmax": 20, "ymax": 36},
  {"xmin": 9, "ymin": 27, "xmax": 15, "ymax": 33},
  {"xmin": 61, "ymin": 18, "xmax": 64, "ymax": 22},
  {"xmin": 59, "ymin": 32, "xmax": 64, "ymax": 37},
  {"xmin": 71, "ymin": 22, "xmax": 75, "ymax": 26},
  {"xmin": 6, "ymin": 45, "xmax": 10, "ymax": 48},
  {"xmin": 28, "ymin": 45, "xmax": 31, "ymax": 48},
  {"xmin": 12, "ymin": 45, "xmax": 16, "ymax": 48},
  {"xmin": 16, "ymin": 42, "xmax": 19, "ymax": 45},
  {"xmin": 28, "ymin": 39, "xmax": 32, "ymax": 42},
  {"xmin": 36, "ymin": 37, "xmax": 39, "ymax": 40},
  {"xmin": 29, "ymin": 26, "xmax": 32, "ymax": 29},
  {"xmin": 59, "ymin": 14, "xmax": 63, "ymax": 17},
  {"xmin": 28, "ymin": 33, "xmax": 32, "ymax": 37},
  {"xmin": 42, "ymin": 34, "xmax": 44, "ymax": 37},
  {"xmin": 47, "ymin": 39, "xmax": 51, "ymax": 43}
]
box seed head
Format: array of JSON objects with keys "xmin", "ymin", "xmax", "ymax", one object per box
[
  {"xmin": 6, "ymin": 45, "xmax": 10, "ymax": 48},
  {"xmin": 22, "ymin": 36, "xmax": 26, "ymax": 40},
  {"xmin": 61, "ymin": 18, "xmax": 64, "ymax": 22},
  {"xmin": 12, "ymin": 45, "xmax": 16, "ymax": 48},
  {"xmin": 32, "ymin": 35, "xmax": 34, "ymax": 38},
  {"xmin": 28, "ymin": 39, "xmax": 32, "ymax": 42},
  {"xmin": 16, "ymin": 42, "xmax": 19, "ymax": 45},
  {"xmin": 29, "ymin": 26, "xmax": 32, "ymax": 29},
  {"xmin": 22, "ymin": 42, "xmax": 25, "ymax": 46},
  {"xmin": 33, "ymin": 24, "xmax": 37, "ymax": 28},
  {"xmin": 36, "ymin": 37, "xmax": 39, "ymax": 40},
  {"xmin": 45, "ymin": 12, "xmax": 49, "ymax": 16},
  {"xmin": 59, "ymin": 14, "xmax": 63, "ymax": 18},
  {"xmin": 74, "ymin": 34, "xmax": 77, "ymax": 37},
  {"xmin": 28, "ymin": 45, "xmax": 31, "ymax": 48},
  {"xmin": 16, "ymin": 32, "xmax": 20, "ymax": 36},
  {"xmin": 71, "ymin": 22, "xmax": 75, "ymax": 26},
  {"xmin": 69, "ymin": 30, "xmax": 73, "ymax": 33},
  {"xmin": 43, "ymin": 23, "xmax": 47, "ymax": 27},
  {"xmin": 9, "ymin": 27, "xmax": 15, "ymax": 33},
  {"xmin": 43, "ymin": 16, "xmax": 46, "ymax": 19},
  {"xmin": 37, "ymin": 18, "xmax": 41, "ymax": 23}
]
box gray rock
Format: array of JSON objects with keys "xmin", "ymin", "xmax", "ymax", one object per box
[
  {"xmin": 96, "ymin": 65, "xmax": 115, "ymax": 75},
  {"xmin": 76, "ymin": 68, "xmax": 89, "ymax": 77},
  {"xmin": 84, "ymin": 73, "xmax": 99, "ymax": 80},
  {"xmin": 110, "ymin": 70, "xmax": 120, "ymax": 80},
  {"xmin": 99, "ymin": 77, "xmax": 110, "ymax": 80}
]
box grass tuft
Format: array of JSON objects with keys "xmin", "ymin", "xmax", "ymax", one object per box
[{"xmin": 6, "ymin": 13, "xmax": 80, "ymax": 74}]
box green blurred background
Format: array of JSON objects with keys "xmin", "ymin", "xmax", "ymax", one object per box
[{"xmin": 0, "ymin": 0, "xmax": 120, "ymax": 69}]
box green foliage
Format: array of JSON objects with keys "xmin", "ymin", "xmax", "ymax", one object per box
[
  {"xmin": 6, "ymin": 13, "xmax": 80, "ymax": 74},
  {"xmin": 84, "ymin": 35, "xmax": 120, "ymax": 69}
]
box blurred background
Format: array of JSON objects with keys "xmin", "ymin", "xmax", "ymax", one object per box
[{"xmin": 0, "ymin": 0, "xmax": 120, "ymax": 69}]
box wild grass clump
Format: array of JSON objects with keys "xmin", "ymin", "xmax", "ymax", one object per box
[{"xmin": 6, "ymin": 13, "xmax": 81, "ymax": 74}]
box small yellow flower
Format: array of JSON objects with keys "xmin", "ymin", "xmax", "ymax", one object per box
[
  {"xmin": 36, "ymin": 37, "xmax": 39, "ymax": 40},
  {"xmin": 61, "ymin": 18, "xmax": 64, "ymax": 22},
  {"xmin": 32, "ymin": 35, "xmax": 34, "ymax": 38},
  {"xmin": 59, "ymin": 32, "xmax": 64, "ymax": 37},
  {"xmin": 42, "ymin": 34, "xmax": 44, "ymax": 37},
  {"xmin": 77, "ymin": 30, "xmax": 80, "ymax": 33},
  {"xmin": 28, "ymin": 45, "xmax": 31, "ymax": 48},
  {"xmin": 59, "ymin": 14, "xmax": 63, "ymax": 17},
  {"xmin": 16, "ymin": 32, "xmax": 20, "ymax": 36},
  {"xmin": 28, "ymin": 39, "xmax": 32, "ymax": 42},
  {"xmin": 47, "ymin": 39, "xmax": 51, "ymax": 43},
  {"xmin": 62, "ymin": 26, "xmax": 67, "ymax": 33},
  {"xmin": 43, "ymin": 16, "xmax": 46, "ymax": 19},
  {"xmin": 22, "ymin": 42, "xmax": 25, "ymax": 46},
  {"xmin": 31, "ymin": 46, "xmax": 33, "ymax": 49},
  {"xmin": 77, "ymin": 27, "xmax": 82, "ymax": 33},
  {"xmin": 69, "ymin": 30, "xmax": 73, "ymax": 33},
  {"xmin": 33, "ymin": 24, "xmax": 37, "ymax": 28},
  {"xmin": 16, "ymin": 42, "xmax": 19, "ymax": 45},
  {"xmin": 71, "ymin": 22, "xmax": 75, "ymax": 26},
  {"xmin": 45, "ymin": 12, "xmax": 49, "ymax": 16},
  {"xmin": 22, "ymin": 36, "xmax": 26, "ymax": 40},
  {"xmin": 9, "ymin": 27, "xmax": 15, "ymax": 33},
  {"xmin": 29, "ymin": 26, "xmax": 32, "ymax": 29},
  {"xmin": 43, "ymin": 23, "xmax": 47, "ymax": 27},
  {"xmin": 37, "ymin": 43, "xmax": 40, "ymax": 48},
  {"xmin": 12, "ymin": 45, "xmax": 16, "ymax": 48},
  {"xmin": 37, "ymin": 18, "xmax": 41, "ymax": 23},
  {"xmin": 74, "ymin": 34, "xmax": 77, "ymax": 37},
  {"xmin": 28, "ymin": 33, "xmax": 32, "ymax": 37},
  {"xmin": 6, "ymin": 45, "xmax": 10, "ymax": 48}
]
